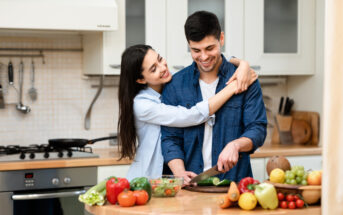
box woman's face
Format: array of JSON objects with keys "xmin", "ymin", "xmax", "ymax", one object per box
[{"xmin": 137, "ymin": 49, "xmax": 172, "ymax": 92}]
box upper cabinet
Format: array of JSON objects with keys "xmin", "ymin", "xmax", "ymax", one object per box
[
  {"xmin": 83, "ymin": 0, "xmax": 166, "ymax": 75},
  {"xmin": 166, "ymin": 0, "xmax": 234, "ymax": 74},
  {"xmin": 243, "ymin": 0, "xmax": 316, "ymax": 75}
]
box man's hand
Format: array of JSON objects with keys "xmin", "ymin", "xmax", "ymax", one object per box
[
  {"xmin": 176, "ymin": 171, "xmax": 197, "ymax": 187},
  {"xmin": 217, "ymin": 141, "xmax": 240, "ymax": 172}
]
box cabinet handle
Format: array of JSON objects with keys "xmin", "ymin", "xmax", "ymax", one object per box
[
  {"xmin": 251, "ymin": 65, "xmax": 261, "ymax": 71},
  {"xmin": 173, "ymin": 65, "xmax": 185, "ymax": 70},
  {"xmin": 109, "ymin": 64, "xmax": 121, "ymax": 69},
  {"xmin": 12, "ymin": 189, "xmax": 86, "ymax": 200}
]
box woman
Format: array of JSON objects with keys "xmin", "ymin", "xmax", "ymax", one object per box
[{"xmin": 118, "ymin": 45, "xmax": 257, "ymax": 181}]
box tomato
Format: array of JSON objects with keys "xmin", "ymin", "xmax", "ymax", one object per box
[
  {"xmin": 296, "ymin": 199, "xmax": 304, "ymax": 208},
  {"xmin": 173, "ymin": 186, "xmax": 179, "ymax": 192},
  {"xmin": 288, "ymin": 201, "xmax": 296, "ymax": 209},
  {"xmin": 294, "ymin": 195, "xmax": 300, "ymax": 201},
  {"xmin": 286, "ymin": 194, "xmax": 294, "ymax": 202},
  {"xmin": 277, "ymin": 193, "xmax": 285, "ymax": 201},
  {"xmin": 117, "ymin": 190, "xmax": 136, "ymax": 207},
  {"xmin": 133, "ymin": 190, "xmax": 149, "ymax": 205},
  {"xmin": 164, "ymin": 189, "xmax": 172, "ymax": 196},
  {"xmin": 280, "ymin": 201, "xmax": 288, "ymax": 209}
]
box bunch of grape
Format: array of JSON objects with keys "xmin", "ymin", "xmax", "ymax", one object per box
[{"xmin": 284, "ymin": 166, "xmax": 308, "ymax": 185}]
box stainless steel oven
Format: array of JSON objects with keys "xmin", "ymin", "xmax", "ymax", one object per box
[{"xmin": 0, "ymin": 167, "xmax": 97, "ymax": 215}]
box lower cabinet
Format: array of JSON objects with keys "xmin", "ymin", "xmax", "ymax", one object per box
[
  {"xmin": 251, "ymin": 155, "xmax": 322, "ymax": 182},
  {"xmin": 97, "ymin": 165, "xmax": 131, "ymax": 183}
]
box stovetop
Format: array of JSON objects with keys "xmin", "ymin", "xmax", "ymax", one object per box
[{"xmin": 0, "ymin": 144, "xmax": 99, "ymax": 162}]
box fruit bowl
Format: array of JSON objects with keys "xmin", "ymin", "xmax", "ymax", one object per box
[
  {"xmin": 149, "ymin": 175, "xmax": 183, "ymax": 197},
  {"xmin": 265, "ymin": 181, "xmax": 321, "ymax": 204}
]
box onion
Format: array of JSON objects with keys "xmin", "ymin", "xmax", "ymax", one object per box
[{"xmin": 266, "ymin": 155, "xmax": 291, "ymax": 176}]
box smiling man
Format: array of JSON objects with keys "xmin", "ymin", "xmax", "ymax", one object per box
[{"xmin": 161, "ymin": 11, "xmax": 267, "ymax": 185}]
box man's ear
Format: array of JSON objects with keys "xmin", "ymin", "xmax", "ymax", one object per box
[
  {"xmin": 220, "ymin": 32, "xmax": 225, "ymax": 47},
  {"xmin": 136, "ymin": 78, "xmax": 147, "ymax": 84}
]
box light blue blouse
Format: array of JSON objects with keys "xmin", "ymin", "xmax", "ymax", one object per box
[{"xmin": 126, "ymin": 87, "xmax": 212, "ymax": 181}]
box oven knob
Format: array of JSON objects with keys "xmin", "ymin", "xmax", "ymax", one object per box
[
  {"xmin": 52, "ymin": 178, "xmax": 60, "ymax": 185},
  {"xmin": 58, "ymin": 151, "xmax": 64, "ymax": 158},
  {"xmin": 44, "ymin": 152, "xmax": 49, "ymax": 158},
  {"xmin": 64, "ymin": 177, "xmax": 71, "ymax": 184},
  {"xmin": 29, "ymin": 153, "xmax": 35, "ymax": 159},
  {"xmin": 67, "ymin": 151, "xmax": 73, "ymax": 157},
  {"xmin": 20, "ymin": 152, "xmax": 26, "ymax": 160}
]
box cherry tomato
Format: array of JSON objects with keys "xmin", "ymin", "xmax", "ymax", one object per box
[
  {"xmin": 165, "ymin": 189, "xmax": 172, "ymax": 196},
  {"xmin": 173, "ymin": 186, "xmax": 180, "ymax": 192},
  {"xmin": 277, "ymin": 193, "xmax": 285, "ymax": 201},
  {"xmin": 286, "ymin": 194, "xmax": 295, "ymax": 202},
  {"xmin": 280, "ymin": 201, "xmax": 288, "ymax": 209},
  {"xmin": 117, "ymin": 190, "xmax": 136, "ymax": 207},
  {"xmin": 288, "ymin": 201, "xmax": 296, "ymax": 209},
  {"xmin": 294, "ymin": 195, "xmax": 300, "ymax": 201},
  {"xmin": 296, "ymin": 199, "xmax": 304, "ymax": 208},
  {"xmin": 133, "ymin": 190, "xmax": 149, "ymax": 205}
]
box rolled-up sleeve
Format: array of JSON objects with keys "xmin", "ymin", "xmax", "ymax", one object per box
[
  {"xmin": 240, "ymin": 80, "xmax": 267, "ymax": 153},
  {"xmin": 134, "ymin": 95, "xmax": 211, "ymax": 127}
]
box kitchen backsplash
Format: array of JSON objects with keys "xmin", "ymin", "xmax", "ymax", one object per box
[
  {"xmin": 0, "ymin": 34, "xmax": 288, "ymax": 148},
  {"xmin": 0, "ymin": 34, "xmax": 118, "ymax": 148}
]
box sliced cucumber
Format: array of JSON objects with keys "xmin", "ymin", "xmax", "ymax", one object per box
[
  {"xmin": 197, "ymin": 177, "xmax": 220, "ymax": 186},
  {"xmin": 216, "ymin": 179, "xmax": 231, "ymax": 186}
]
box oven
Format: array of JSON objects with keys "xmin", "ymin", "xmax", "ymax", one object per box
[{"xmin": 0, "ymin": 167, "xmax": 97, "ymax": 215}]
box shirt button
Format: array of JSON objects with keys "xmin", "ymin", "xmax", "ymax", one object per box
[{"xmin": 186, "ymin": 103, "xmax": 191, "ymax": 108}]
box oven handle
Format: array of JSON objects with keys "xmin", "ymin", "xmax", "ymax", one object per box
[{"xmin": 12, "ymin": 189, "xmax": 87, "ymax": 200}]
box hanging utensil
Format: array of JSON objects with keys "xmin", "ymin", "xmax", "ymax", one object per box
[
  {"xmin": 28, "ymin": 59, "xmax": 37, "ymax": 101},
  {"xmin": 16, "ymin": 60, "xmax": 31, "ymax": 113},
  {"xmin": 0, "ymin": 65, "xmax": 5, "ymax": 109}
]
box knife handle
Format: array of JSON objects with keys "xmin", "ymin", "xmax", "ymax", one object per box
[
  {"xmin": 8, "ymin": 61, "xmax": 13, "ymax": 85},
  {"xmin": 278, "ymin": 97, "xmax": 284, "ymax": 114}
]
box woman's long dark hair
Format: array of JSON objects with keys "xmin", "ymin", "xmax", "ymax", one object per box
[{"xmin": 118, "ymin": 44, "xmax": 152, "ymax": 160}]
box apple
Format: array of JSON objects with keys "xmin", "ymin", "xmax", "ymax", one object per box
[{"xmin": 307, "ymin": 170, "xmax": 322, "ymax": 185}]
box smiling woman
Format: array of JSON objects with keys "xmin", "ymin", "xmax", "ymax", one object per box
[{"xmin": 117, "ymin": 44, "xmax": 257, "ymax": 181}]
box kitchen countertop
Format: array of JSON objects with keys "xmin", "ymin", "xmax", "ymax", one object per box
[
  {"xmin": 85, "ymin": 189, "xmax": 321, "ymax": 215},
  {"xmin": 0, "ymin": 145, "xmax": 321, "ymax": 171}
]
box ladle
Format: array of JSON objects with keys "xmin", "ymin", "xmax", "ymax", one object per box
[{"xmin": 16, "ymin": 61, "xmax": 30, "ymax": 114}]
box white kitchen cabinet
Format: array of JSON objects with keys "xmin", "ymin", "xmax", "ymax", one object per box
[
  {"xmin": 251, "ymin": 158, "xmax": 266, "ymax": 182},
  {"xmin": 243, "ymin": 0, "xmax": 316, "ymax": 75},
  {"xmin": 83, "ymin": 0, "xmax": 166, "ymax": 75},
  {"xmin": 166, "ymin": 0, "xmax": 237, "ymax": 74},
  {"xmin": 97, "ymin": 165, "xmax": 130, "ymax": 183}
]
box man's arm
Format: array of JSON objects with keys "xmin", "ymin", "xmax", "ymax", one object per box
[
  {"xmin": 167, "ymin": 159, "xmax": 197, "ymax": 186},
  {"xmin": 217, "ymin": 80, "xmax": 267, "ymax": 172}
]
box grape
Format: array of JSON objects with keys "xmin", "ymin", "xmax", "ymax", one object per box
[
  {"xmin": 295, "ymin": 176, "xmax": 302, "ymax": 184},
  {"xmin": 290, "ymin": 179, "xmax": 297, "ymax": 185},
  {"xmin": 297, "ymin": 170, "xmax": 304, "ymax": 177},
  {"xmin": 285, "ymin": 178, "xmax": 292, "ymax": 184},
  {"xmin": 301, "ymin": 180, "xmax": 308, "ymax": 185},
  {"xmin": 288, "ymin": 172, "xmax": 295, "ymax": 179}
]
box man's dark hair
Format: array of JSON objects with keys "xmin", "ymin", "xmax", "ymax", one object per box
[{"xmin": 184, "ymin": 10, "xmax": 221, "ymax": 42}]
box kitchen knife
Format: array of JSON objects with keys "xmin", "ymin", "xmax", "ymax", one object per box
[
  {"xmin": 189, "ymin": 165, "xmax": 222, "ymax": 184},
  {"xmin": 0, "ymin": 65, "xmax": 4, "ymax": 109},
  {"xmin": 278, "ymin": 97, "xmax": 284, "ymax": 114},
  {"xmin": 284, "ymin": 97, "xmax": 290, "ymax": 115}
]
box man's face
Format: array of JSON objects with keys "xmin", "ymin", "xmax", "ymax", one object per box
[{"xmin": 188, "ymin": 33, "xmax": 224, "ymax": 74}]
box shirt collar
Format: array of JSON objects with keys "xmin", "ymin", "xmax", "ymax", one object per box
[
  {"xmin": 145, "ymin": 87, "xmax": 162, "ymax": 100},
  {"xmin": 191, "ymin": 54, "xmax": 230, "ymax": 86}
]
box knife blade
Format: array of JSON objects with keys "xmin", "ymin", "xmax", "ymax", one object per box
[
  {"xmin": 189, "ymin": 165, "xmax": 222, "ymax": 184},
  {"xmin": 278, "ymin": 97, "xmax": 284, "ymax": 114}
]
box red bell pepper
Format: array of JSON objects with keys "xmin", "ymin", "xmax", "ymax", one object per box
[
  {"xmin": 238, "ymin": 177, "xmax": 260, "ymax": 194},
  {"xmin": 106, "ymin": 177, "xmax": 130, "ymax": 204}
]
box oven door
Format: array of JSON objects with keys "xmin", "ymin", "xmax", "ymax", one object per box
[{"xmin": 0, "ymin": 187, "xmax": 92, "ymax": 215}]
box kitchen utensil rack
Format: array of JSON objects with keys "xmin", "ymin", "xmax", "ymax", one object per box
[{"xmin": 0, "ymin": 47, "xmax": 83, "ymax": 64}]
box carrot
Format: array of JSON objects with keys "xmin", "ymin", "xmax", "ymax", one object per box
[
  {"xmin": 227, "ymin": 181, "xmax": 240, "ymax": 202},
  {"xmin": 218, "ymin": 195, "xmax": 232, "ymax": 209}
]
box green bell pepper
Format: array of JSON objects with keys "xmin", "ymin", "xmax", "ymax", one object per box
[
  {"xmin": 130, "ymin": 177, "xmax": 152, "ymax": 201},
  {"xmin": 254, "ymin": 183, "xmax": 279, "ymax": 210}
]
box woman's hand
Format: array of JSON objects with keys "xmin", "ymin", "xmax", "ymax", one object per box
[{"xmin": 227, "ymin": 60, "xmax": 258, "ymax": 94}]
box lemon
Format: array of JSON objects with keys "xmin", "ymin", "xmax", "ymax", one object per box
[
  {"xmin": 270, "ymin": 168, "xmax": 285, "ymax": 183},
  {"xmin": 238, "ymin": 193, "xmax": 257, "ymax": 210}
]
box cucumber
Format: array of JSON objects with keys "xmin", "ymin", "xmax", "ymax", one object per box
[
  {"xmin": 216, "ymin": 179, "xmax": 231, "ymax": 186},
  {"xmin": 197, "ymin": 177, "xmax": 220, "ymax": 186}
]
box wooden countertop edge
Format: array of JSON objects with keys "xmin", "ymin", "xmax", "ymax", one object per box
[{"xmin": 251, "ymin": 146, "xmax": 322, "ymax": 158}]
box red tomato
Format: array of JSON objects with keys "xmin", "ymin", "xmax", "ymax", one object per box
[
  {"xmin": 296, "ymin": 199, "xmax": 304, "ymax": 208},
  {"xmin": 294, "ymin": 195, "xmax": 300, "ymax": 201},
  {"xmin": 280, "ymin": 201, "xmax": 288, "ymax": 209},
  {"xmin": 117, "ymin": 190, "xmax": 136, "ymax": 207},
  {"xmin": 288, "ymin": 201, "xmax": 296, "ymax": 209},
  {"xmin": 286, "ymin": 194, "xmax": 294, "ymax": 202},
  {"xmin": 277, "ymin": 193, "xmax": 285, "ymax": 201},
  {"xmin": 165, "ymin": 189, "xmax": 172, "ymax": 196},
  {"xmin": 133, "ymin": 190, "xmax": 149, "ymax": 205}
]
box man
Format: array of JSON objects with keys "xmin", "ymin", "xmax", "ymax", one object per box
[{"xmin": 161, "ymin": 11, "xmax": 267, "ymax": 185}]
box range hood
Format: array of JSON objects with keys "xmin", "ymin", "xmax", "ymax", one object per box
[{"xmin": 0, "ymin": 0, "xmax": 118, "ymax": 31}]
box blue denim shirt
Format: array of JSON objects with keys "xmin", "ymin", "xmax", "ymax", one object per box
[{"xmin": 161, "ymin": 55, "xmax": 267, "ymax": 182}]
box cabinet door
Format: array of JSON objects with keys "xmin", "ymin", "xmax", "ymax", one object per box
[
  {"xmin": 244, "ymin": 0, "xmax": 315, "ymax": 75},
  {"xmin": 251, "ymin": 158, "xmax": 266, "ymax": 182},
  {"xmin": 166, "ymin": 0, "xmax": 234, "ymax": 73}
]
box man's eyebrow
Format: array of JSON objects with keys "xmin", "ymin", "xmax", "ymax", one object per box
[{"xmin": 148, "ymin": 54, "xmax": 159, "ymax": 71}]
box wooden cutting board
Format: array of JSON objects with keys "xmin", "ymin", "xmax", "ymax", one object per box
[{"xmin": 183, "ymin": 186, "xmax": 229, "ymax": 193}]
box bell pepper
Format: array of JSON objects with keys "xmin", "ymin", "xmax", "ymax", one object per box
[
  {"xmin": 238, "ymin": 177, "xmax": 260, "ymax": 193},
  {"xmin": 254, "ymin": 183, "xmax": 279, "ymax": 209},
  {"xmin": 106, "ymin": 177, "xmax": 130, "ymax": 204},
  {"xmin": 130, "ymin": 177, "xmax": 152, "ymax": 201}
]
